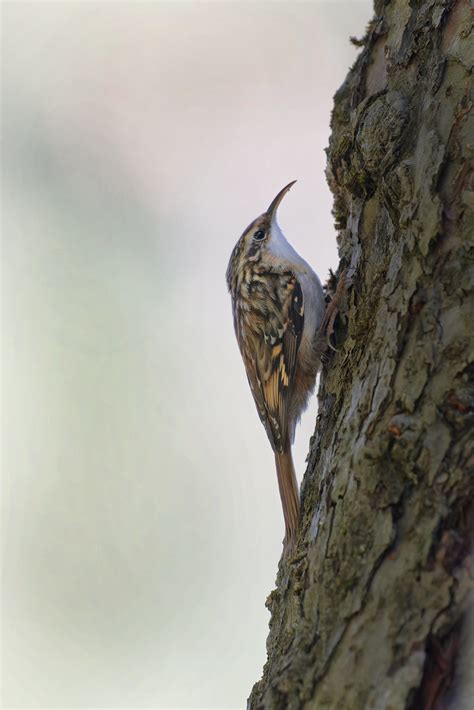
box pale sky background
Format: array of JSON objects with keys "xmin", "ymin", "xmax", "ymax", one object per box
[{"xmin": 2, "ymin": 2, "xmax": 372, "ymax": 708}]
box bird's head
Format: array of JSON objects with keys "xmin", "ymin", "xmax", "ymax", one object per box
[
  {"xmin": 226, "ymin": 181, "xmax": 298, "ymax": 293},
  {"xmin": 238, "ymin": 180, "xmax": 296, "ymax": 261}
]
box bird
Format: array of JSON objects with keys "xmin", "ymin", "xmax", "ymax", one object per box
[{"xmin": 226, "ymin": 181, "xmax": 327, "ymax": 548}]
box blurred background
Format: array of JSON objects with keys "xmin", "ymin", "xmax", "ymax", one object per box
[{"xmin": 2, "ymin": 2, "xmax": 371, "ymax": 708}]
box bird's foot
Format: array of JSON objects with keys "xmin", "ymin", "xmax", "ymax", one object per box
[{"xmin": 321, "ymin": 269, "xmax": 348, "ymax": 350}]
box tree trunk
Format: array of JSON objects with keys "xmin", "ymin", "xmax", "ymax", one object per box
[{"xmin": 248, "ymin": 1, "xmax": 473, "ymax": 708}]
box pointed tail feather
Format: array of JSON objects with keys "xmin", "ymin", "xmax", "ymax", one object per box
[{"xmin": 274, "ymin": 449, "xmax": 300, "ymax": 545}]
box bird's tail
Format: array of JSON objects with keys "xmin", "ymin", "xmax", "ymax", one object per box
[{"xmin": 274, "ymin": 448, "xmax": 300, "ymax": 547}]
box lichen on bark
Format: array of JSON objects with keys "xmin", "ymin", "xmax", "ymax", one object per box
[{"xmin": 248, "ymin": 1, "xmax": 474, "ymax": 708}]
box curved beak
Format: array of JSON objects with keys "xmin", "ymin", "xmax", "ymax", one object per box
[{"xmin": 266, "ymin": 180, "xmax": 297, "ymax": 222}]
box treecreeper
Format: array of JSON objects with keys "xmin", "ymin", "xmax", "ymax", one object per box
[{"xmin": 226, "ymin": 182, "xmax": 340, "ymax": 550}]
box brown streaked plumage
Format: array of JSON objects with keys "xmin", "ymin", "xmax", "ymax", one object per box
[{"xmin": 226, "ymin": 181, "xmax": 327, "ymax": 548}]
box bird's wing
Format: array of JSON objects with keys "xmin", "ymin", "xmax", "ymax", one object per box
[{"xmin": 239, "ymin": 271, "xmax": 304, "ymax": 453}]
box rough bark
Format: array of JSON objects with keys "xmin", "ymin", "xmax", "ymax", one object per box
[{"xmin": 249, "ymin": 1, "xmax": 474, "ymax": 708}]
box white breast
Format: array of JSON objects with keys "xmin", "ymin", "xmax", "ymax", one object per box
[{"xmin": 268, "ymin": 221, "xmax": 325, "ymax": 344}]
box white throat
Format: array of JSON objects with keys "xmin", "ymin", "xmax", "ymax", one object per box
[{"xmin": 268, "ymin": 220, "xmax": 307, "ymax": 268}]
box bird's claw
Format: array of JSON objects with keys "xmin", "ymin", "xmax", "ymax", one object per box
[{"xmin": 320, "ymin": 269, "xmax": 348, "ymax": 349}]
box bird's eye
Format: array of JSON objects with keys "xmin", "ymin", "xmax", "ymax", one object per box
[{"xmin": 253, "ymin": 229, "xmax": 265, "ymax": 241}]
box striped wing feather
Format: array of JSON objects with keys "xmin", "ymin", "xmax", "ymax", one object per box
[{"xmin": 240, "ymin": 273, "xmax": 304, "ymax": 453}]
